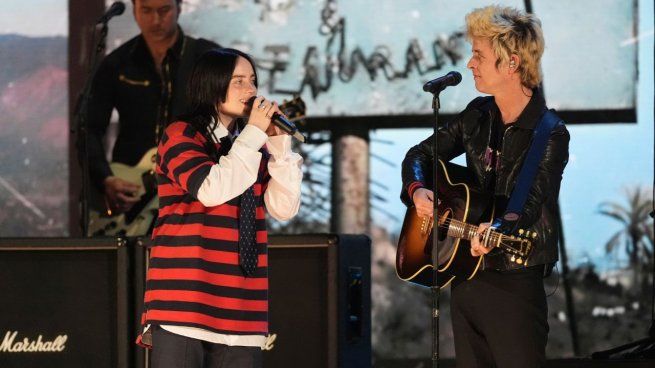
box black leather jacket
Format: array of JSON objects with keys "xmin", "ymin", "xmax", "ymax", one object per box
[{"xmin": 401, "ymin": 90, "xmax": 570, "ymax": 271}]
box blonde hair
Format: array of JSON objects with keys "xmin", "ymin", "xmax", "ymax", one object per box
[{"xmin": 465, "ymin": 5, "xmax": 545, "ymax": 88}]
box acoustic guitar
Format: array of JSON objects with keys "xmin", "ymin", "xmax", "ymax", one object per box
[{"xmin": 395, "ymin": 159, "xmax": 535, "ymax": 288}]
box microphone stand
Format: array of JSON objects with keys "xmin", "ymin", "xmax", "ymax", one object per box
[
  {"xmin": 429, "ymin": 92, "xmax": 442, "ymax": 368},
  {"xmin": 71, "ymin": 21, "xmax": 109, "ymax": 236}
]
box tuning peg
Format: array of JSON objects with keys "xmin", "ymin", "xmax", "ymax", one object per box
[
  {"xmin": 518, "ymin": 229, "xmax": 525, "ymax": 235},
  {"xmin": 516, "ymin": 258, "xmax": 524, "ymax": 265},
  {"xmin": 531, "ymin": 232, "xmax": 537, "ymax": 239},
  {"xmin": 510, "ymin": 255, "xmax": 516, "ymax": 262}
]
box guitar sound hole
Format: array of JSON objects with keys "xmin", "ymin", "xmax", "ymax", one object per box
[{"xmin": 437, "ymin": 210, "xmax": 451, "ymax": 241}]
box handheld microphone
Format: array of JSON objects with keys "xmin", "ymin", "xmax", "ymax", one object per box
[
  {"xmin": 422, "ymin": 71, "xmax": 462, "ymax": 94},
  {"xmin": 247, "ymin": 97, "xmax": 306, "ymax": 143},
  {"xmin": 97, "ymin": 1, "xmax": 126, "ymax": 24}
]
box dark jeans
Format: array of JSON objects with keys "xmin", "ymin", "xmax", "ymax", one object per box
[
  {"xmin": 450, "ymin": 266, "xmax": 549, "ymax": 368},
  {"xmin": 151, "ymin": 326, "xmax": 262, "ymax": 368}
]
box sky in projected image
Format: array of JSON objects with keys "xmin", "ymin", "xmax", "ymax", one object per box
[
  {"xmin": 4, "ymin": 0, "xmax": 67, "ymax": 36},
  {"xmin": 107, "ymin": 0, "xmax": 637, "ymax": 118}
]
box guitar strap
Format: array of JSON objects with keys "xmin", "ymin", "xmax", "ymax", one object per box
[{"xmin": 492, "ymin": 109, "xmax": 563, "ymax": 233}]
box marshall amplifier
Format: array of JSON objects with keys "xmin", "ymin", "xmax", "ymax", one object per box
[
  {"xmin": 0, "ymin": 237, "xmax": 130, "ymax": 368},
  {"xmin": 130, "ymin": 234, "xmax": 372, "ymax": 368},
  {"xmin": 265, "ymin": 234, "xmax": 372, "ymax": 368}
]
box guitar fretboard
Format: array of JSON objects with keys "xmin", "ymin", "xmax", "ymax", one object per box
[{"xmin": 441, "ymin": 218, "xmax": 503, "ymax": 249}]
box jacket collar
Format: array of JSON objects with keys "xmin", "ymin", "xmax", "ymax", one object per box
[
  {"xmin": 130, "ymin": 26, "xmax": 186, "ymax": 65},
  {"xmin": 511, "ymin": 88, "xmax": 546, "ymax": 130},
  {"xmin": 492, "ymin": 88, "xmax": 546, "ymax": 130},
  {"xmin": 474, "ymin": 89, "xmax": 546, "ymax": 131}
]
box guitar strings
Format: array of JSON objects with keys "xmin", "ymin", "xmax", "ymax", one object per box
[
  {"xmin": 434, "ymin": 217, "xmax": 529, "ymax": 254},
  {"xmin": 435, "ymin": 217, "xmax": 511, "ymax": 246},
  {"xmin": 437, "ymin": 217, "xmax": 502, "ymax": 243}
]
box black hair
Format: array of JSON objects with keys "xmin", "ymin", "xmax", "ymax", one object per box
[{"xmin": 179, "ymin": 48, "xmax": 258, "ymax": 159}]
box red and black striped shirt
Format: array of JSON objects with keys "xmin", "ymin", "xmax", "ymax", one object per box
[{"xmin": 141, "ymin": 121, "xmax": 271, "ymax": 337}]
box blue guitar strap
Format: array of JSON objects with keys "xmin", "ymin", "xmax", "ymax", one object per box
[{"xmin": 493, "ymin": 109, "xmax": 563, "ymax": 233}]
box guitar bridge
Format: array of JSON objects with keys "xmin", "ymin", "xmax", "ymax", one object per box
[{"xmin": 420, "ymin": 217, "xmax": 432, "ymax": 236}]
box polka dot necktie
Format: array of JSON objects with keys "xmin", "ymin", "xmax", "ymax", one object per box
[
  {"xmin": 217, "ymin": 134, "xmax": 258, "ymax": 276},
  {"xmin": 238, "ymin": 185, "xmax": 258, "ymax": 276}
]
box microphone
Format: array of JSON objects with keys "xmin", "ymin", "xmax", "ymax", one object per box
[
  {"xmin": 247, "ymin": 97, "xmax": 306, "ymax": 143},
  {"xmin": 97, "ymin": 1, "xmax": 126, "ymax": 24},
  {"xmin": 422, "ymin": 71, "xmax": 462, "ymax": 94}
]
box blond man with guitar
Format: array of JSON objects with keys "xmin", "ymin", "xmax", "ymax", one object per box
[{"xmin": 401, "ymin": 6, "xmax": 569, "ymax": 367}]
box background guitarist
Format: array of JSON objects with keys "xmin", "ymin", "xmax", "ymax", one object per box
[
  {"xmin": 84, "ymin": 0, "xmax": 218, "ymax": 216},
  {"xmin": 401, "ymin": 6, "xmax": 569, "ymax": 367}
]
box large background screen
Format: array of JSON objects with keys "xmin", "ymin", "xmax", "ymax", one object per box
[{"xmin": 107, "ymin": 0, "xmax": 638, "ymax": 118}]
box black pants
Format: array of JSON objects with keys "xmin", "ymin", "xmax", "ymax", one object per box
[
  {"xmin": 450, "ymin": 266, "xmax": 549, "ymax": 368},
  {"xmin": 151, "ymin": 327, "xmax": 262, "ymax": 368}
]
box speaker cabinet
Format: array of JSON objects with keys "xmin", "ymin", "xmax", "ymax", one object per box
[
  {"xmin": 0, "ymin": 237, "xmax": 129, "ymax": 368},
  {"xmin": 265, "ymin": 234, "xmax": 371, "ymax": 368}
]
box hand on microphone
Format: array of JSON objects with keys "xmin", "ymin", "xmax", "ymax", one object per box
[
  {"xmin": 246, "ymin": 95, "xmax": 305, "ymax": 141},
  {"xmin": 248, "ymin": 96, "xmax": 285, "ymax": 137}
]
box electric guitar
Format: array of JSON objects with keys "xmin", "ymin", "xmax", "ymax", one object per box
[
  {"xmin": 87, "ymin": 148, "xmax": 158, "ymax": 237},
  {"xmin": 86, "ymin": 96, "xmax": 308, "ymax": 237},
  {"xmin": 395, "ymin": 159, "xmax": 535, "ymax": 288}
]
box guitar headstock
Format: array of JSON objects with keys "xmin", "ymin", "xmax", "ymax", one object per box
[
  {"xmin": 279, "ymin": 95, "xmax": 307, "ymax": 126},
  {"xmin": 499, "ymin": 228, "xmax": 535, "ymax": 265}
]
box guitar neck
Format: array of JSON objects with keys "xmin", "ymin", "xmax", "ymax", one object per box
[{"xmin": 443, "ymin": 218, "xmax": 503, "ymax": 248}]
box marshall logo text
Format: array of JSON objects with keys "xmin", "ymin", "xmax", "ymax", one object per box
[{"xmin": 0, "ymin": 331, "xmax": 67, "ymax": 353}]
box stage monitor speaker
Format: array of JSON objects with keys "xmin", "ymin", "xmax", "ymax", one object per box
[
  {"xmin": 0, "ymin": 237, "xmax": 130, "ymax": 368},
  {"xmin": 265, "ymin": 234, "xmax": 371, "ymax": 368}
]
